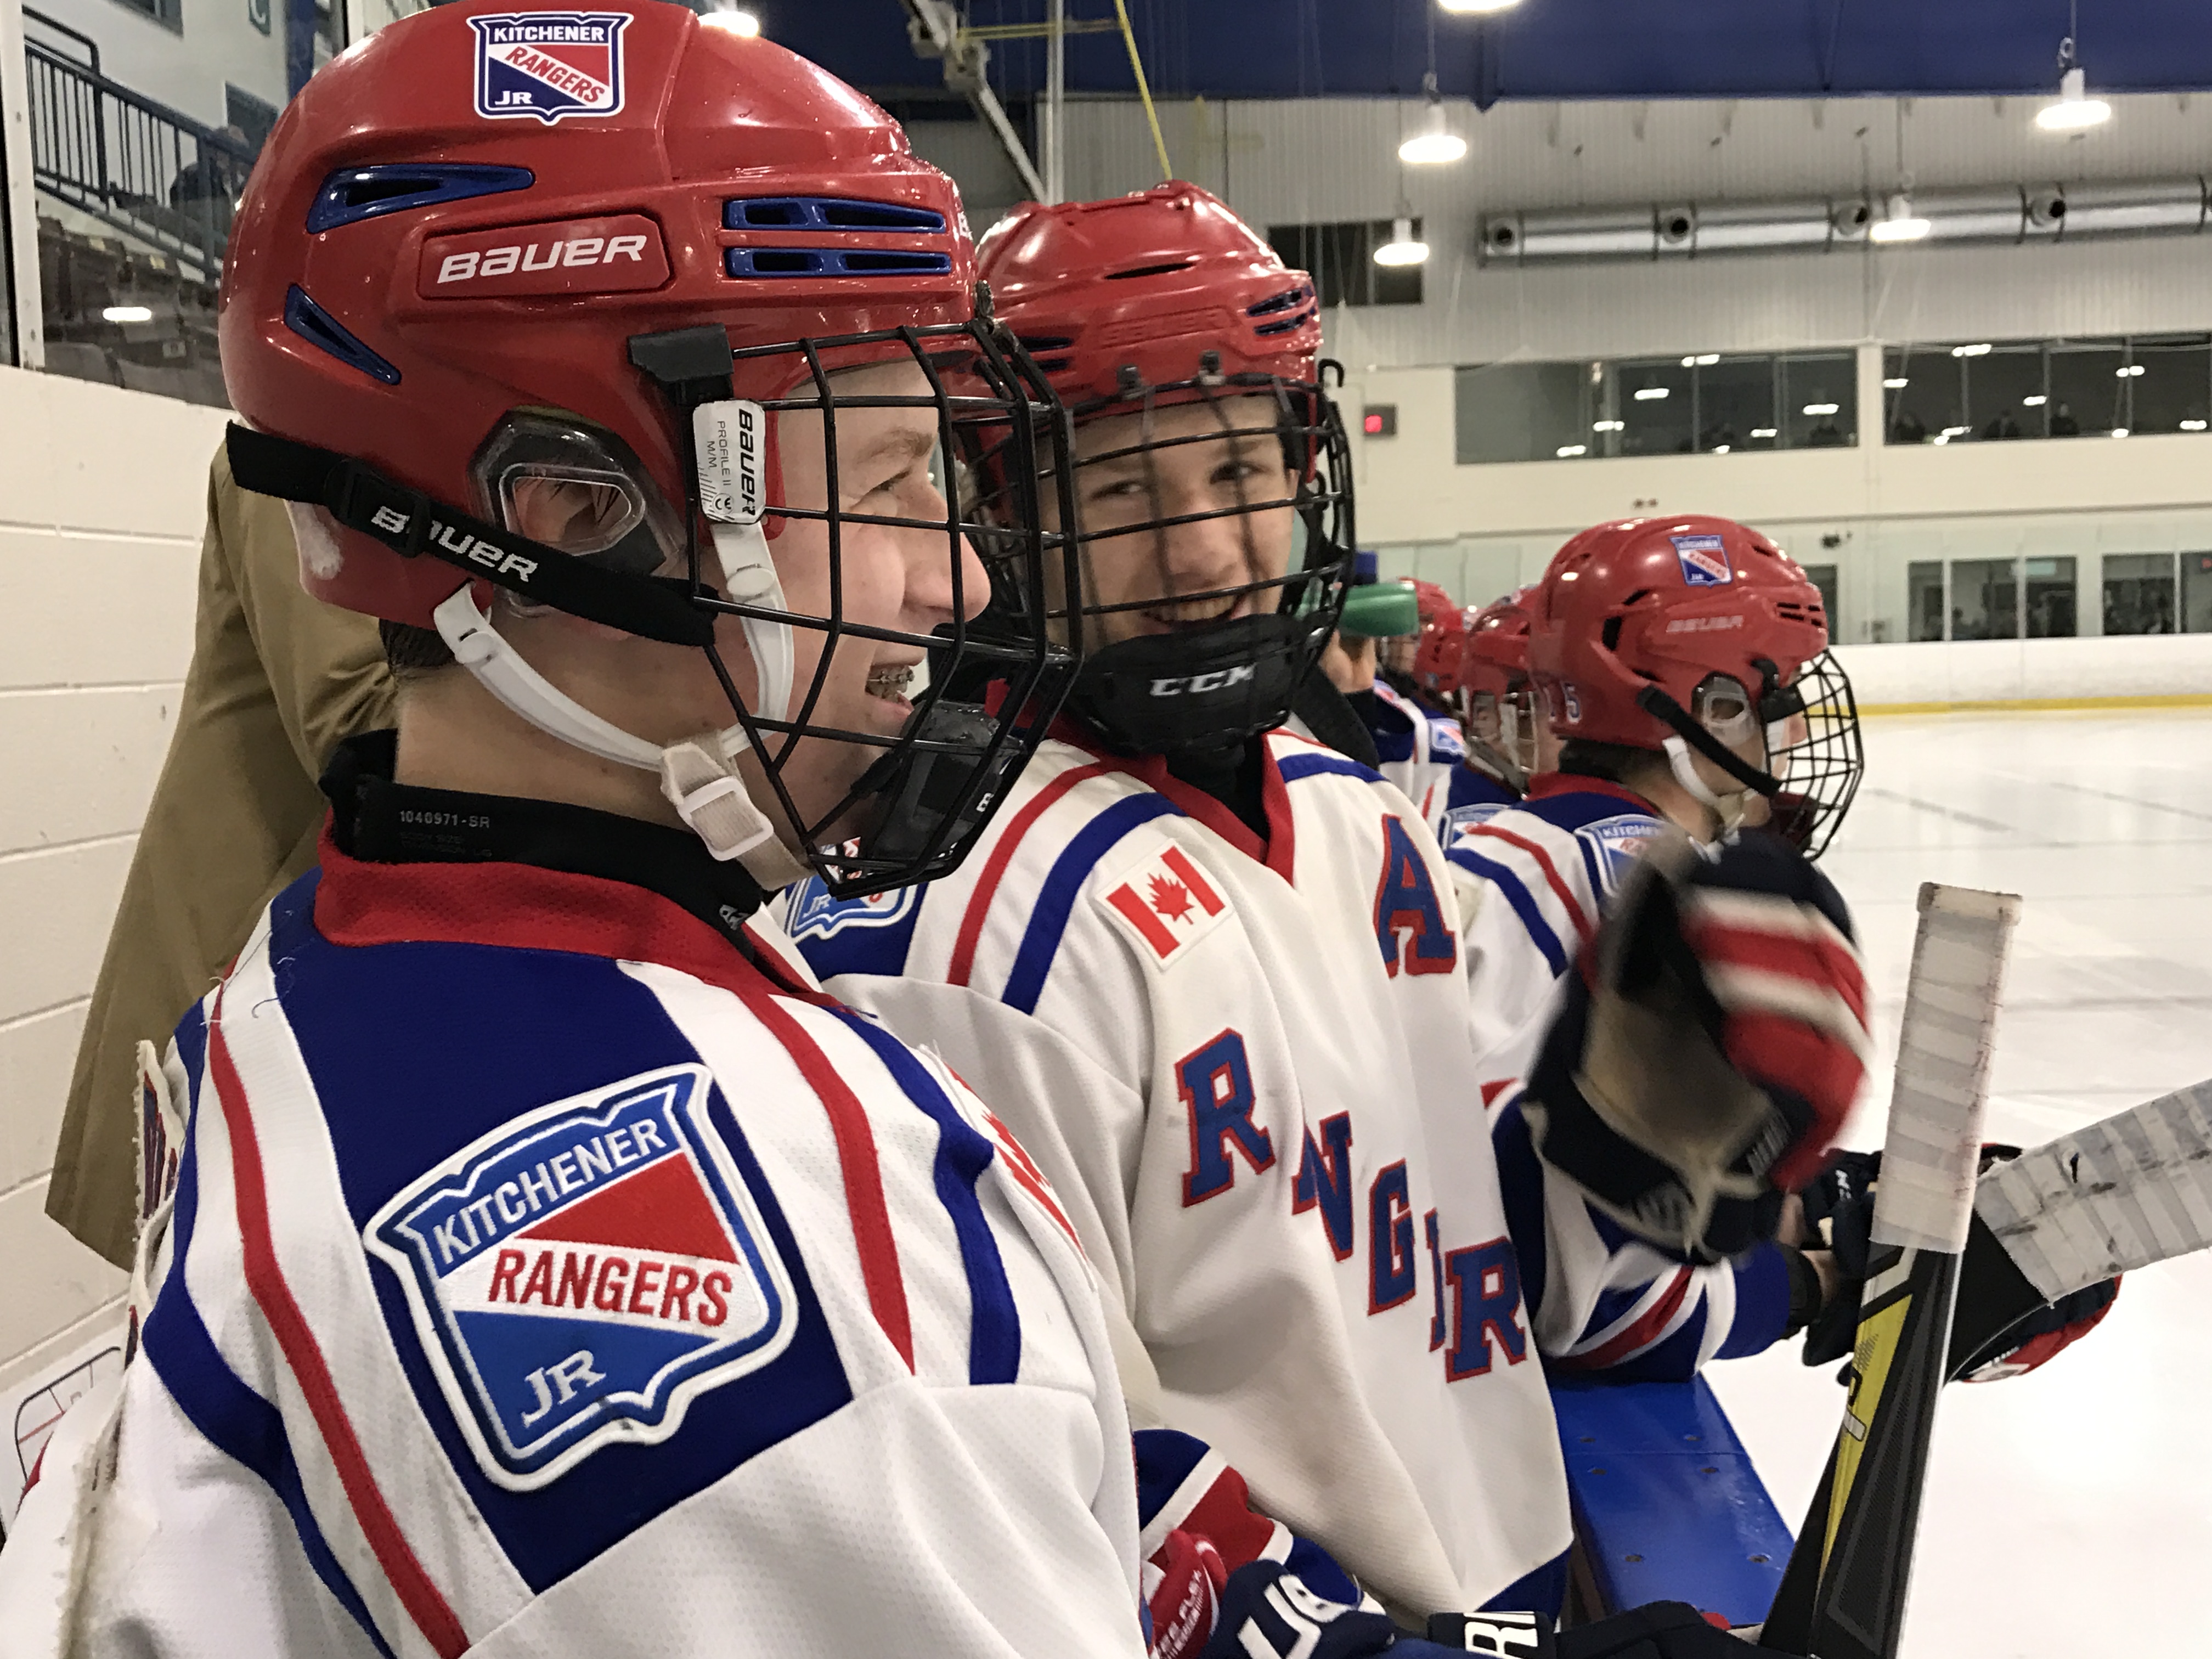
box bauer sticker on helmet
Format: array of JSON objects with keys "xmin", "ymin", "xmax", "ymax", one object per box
[
  {"xmin": 470, "ymin": 12, "xmax": 630, "ymax": 125},
  {"xmin": 695, "ymin": 401, "xmax": 770, "ymax": 526},
  {"xmin": 419, "ymin": 215, "xmax": 669, "ymax": 298},
  {"xmin": 1670, "ymin": 533, "xmax": 1734, "ymax": 587}
]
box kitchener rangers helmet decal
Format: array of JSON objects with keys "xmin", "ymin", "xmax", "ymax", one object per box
[
  {"xmin": 366, "ymin": 1065, "xmax": 798, "ymax": 1490},
  {"xmin": 1669, "ymin": 532, "xmax": 1734, "ymax": 587},
  {"xmin": 470, "ymin": 12, "xmax": 631, "ymax": 125}
]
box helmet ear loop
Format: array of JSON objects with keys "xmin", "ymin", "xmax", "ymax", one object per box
[{"xmin": 1637, "ymin": 684, "xmax": 1783, "ymax": 840}]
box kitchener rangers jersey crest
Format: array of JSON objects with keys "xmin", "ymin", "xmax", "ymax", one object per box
[
  {"xmin": 471, "ymin": 12, "xmax": 630, "ymax": 123},
  {"xmin": 366, "ymin": 1063, "xmax": 797, "ymax": 1489}
]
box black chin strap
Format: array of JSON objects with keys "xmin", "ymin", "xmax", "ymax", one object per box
[
  {"xmin": 225, "ymin": 424, "xmax": 715, "ymax": 648},
  {"xmin": 1634, "ymin": 684, "xmax": 1781, "ymax": 798}
]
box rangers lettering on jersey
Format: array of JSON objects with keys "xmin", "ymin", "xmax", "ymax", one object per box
[
  {"xmin": 1099, "ymin": 842, "xmax": 1230, "ymax": 967},
  {"xmin": 470, "ymin": 12, "xmax": 630, "ymax": 124},
  {"xmin": 366, "ymin": 1063, "xmax": 797, "ymax": 1489}
]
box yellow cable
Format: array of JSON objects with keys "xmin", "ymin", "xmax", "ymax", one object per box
[{"xmin": 1113, "ymin": 0, "xmax": 1173, "ymax": 182}]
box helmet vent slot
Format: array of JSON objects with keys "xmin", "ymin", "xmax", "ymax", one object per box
[
  {"xmin": 1246, "ymin": 283, "xmax": 1315, "ymax": 317},
  {"xmin": 1253, "ymin": 307, "xmax": 1317, "ymax": 337},
  {"xmin": 283, "ymin": 285, "xmax": 400, "ymax": 385},
  {"xmin": 1104, "ymin": 259, "xmax": 1197, "ymax": 281},
  {"xmin": 724, "ymin": 247, "xmax": 953, "ymax": 279},
  {"xmin": 306, "ymin": 163, "xmax": 535, "ymax": 234},
  {"xmin": 1602, "ymin": 617, "xmax": 1624, "ymax": 652},
  {"xmin": 723, "ymin": 196, "xmax": 947, "ymax": 233}
]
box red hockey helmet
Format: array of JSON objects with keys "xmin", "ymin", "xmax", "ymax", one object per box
[
  {"xmin": 1408, "ymin": 579, "xmax": 1465, "ymax": 699},
  {"xmin": 218, "ymin": 2, "xmax": 1078, "ymax": 896},
  {"xmin": 1461, "ymin": 592, "xmax": 1532, "ymax": 701},
  {"xmin": 1528, "ymin": 516, "xmax": 1861, "ymax": 855},
  {"xmin": 970, "ymin": 183, "xmax": 1352, "ymax": 758}
]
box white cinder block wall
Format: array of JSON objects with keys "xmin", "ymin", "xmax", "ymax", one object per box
[{"xmin": 0, "ymin": 364, "xmax": 229, "ymax": 1401}]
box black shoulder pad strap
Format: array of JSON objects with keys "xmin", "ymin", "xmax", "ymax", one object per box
[{"xmin": 225, "ymin": 424, "xmax": 716, "ymax": 648}]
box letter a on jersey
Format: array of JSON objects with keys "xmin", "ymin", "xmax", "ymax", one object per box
[
  {"xmin": 366, "ymin": 1064, "xmax": 797, "ymax": 1490},
  {"xmin": 1098, "ymin": 841, "xmax": 1231, "ymax": 969}
]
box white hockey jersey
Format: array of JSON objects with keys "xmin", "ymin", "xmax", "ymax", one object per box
[
  {"xmin": 784, "ymin": 725, "xmax": 1574, "ymax": 1620},
  {"xmin": 1366, "ymin": 679, "xmax": 1465, "ymax": 827},
  {"xmin": 17, "ymin": 837, "xmax": 1146, "ymax": 1659},
  {"xmin": 1443, "ymin": 776, "xmax": 1794, "ymax": 1378}
]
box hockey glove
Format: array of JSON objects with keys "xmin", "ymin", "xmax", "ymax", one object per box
[
  {"xmin": 1522, "ymin": 829, "xmax": 1870, "ymax": 1264},
  {"xmin": 1795, "ymin": 1144, "xmax": 2121, "ymax": 1377}
]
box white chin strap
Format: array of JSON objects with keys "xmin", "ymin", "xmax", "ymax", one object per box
[
  {"xmin": 432, "ymin": 580, "xmax": 805, "ymax": 889},
  {"xmin": 1661, "ymin": 733, "xmax": 1751, "ymax": 842}
]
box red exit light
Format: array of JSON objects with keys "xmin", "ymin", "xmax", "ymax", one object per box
[{"xmin": 1361, "ymin": 404, "xmax": 1397, "ymax": 437}]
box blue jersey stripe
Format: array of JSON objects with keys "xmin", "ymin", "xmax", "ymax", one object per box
[
  {"xmin": 1001, "ymin": 794, "xmax": 1181, "ymax": 1014},
  {"xmin": 173, "ymin": 996, "xmax": 209, "ymax": 1125},
  {"xmin": 1132, "ymin": 1426, "xmax": 1211, "ymax": 1528},
  {"xmin": 827, "ymin": 1009, "xmax": 1021, "ymax": 1386},
  {"xmin": 1278, "ymin": 753, "xmax": 1383, "ymax": 787},
  {"xmin": 141, "ymin": 1127, "xmax": 397, "ymax": 1656},
  {"xmin": 1447, "ymin": 848, "xmax": 1570, "ymax": 978}
]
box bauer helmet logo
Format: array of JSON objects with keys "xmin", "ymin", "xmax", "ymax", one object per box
[
  {"xmin": 470, "ymin": 13, "xmax": 630, "ymax": 125},
  {"xmin": 1671, "ymin": 533, "xmax": 1734, "ymax": 588},
  {"xmin": 693, "ymin": 401, "xmax": 769, "ymax": 526},
  {"xmin": 419, "ymin": 217, "xmax": 669, "ymax": 300}
]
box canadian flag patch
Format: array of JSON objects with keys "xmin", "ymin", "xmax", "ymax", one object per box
[{"xmin": 1096, "ymin": 843, "xmax": 1229, "ymax": 968}]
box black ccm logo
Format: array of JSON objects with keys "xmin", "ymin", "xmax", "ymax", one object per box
[{"xmin": 370, "ymin": 505, "xmax": 540, "ymax": 582}]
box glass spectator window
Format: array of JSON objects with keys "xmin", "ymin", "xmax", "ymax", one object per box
[
  {"xmin": 1694, "ymin": 356, "xmax": 1772, "ymax": 453},
  {"xmin": 2184, "ymin": 553, "xmax": 2212, "ymax": 634},
  {"xmin": 2121, "ymin": 334, "xmax": 2212, "ymax": 436},
  {"xmin": 1779, "ymin": 352, "xmax": 1854, "ymax": 448},
  {"xmin": 2023, "ymin": 556, "xmax": 2076, "ymax": 638},
  {"xmin": 1616, "ymin": 358, "xmax": 1694, "ymax": 454},
  {"xmin": 2046, "ymin": 339, "xmax": 2128, "ymax": 436},
  {"xmin": 1908, "ymin": 560, "xmax": 1946, "ymax": 642},
  {"xmin": 2102, "ymin": 554, "xmax": 2178, "ymax": 636},
  {"xmin": 1950, "ymin": 558, "xmax": 2020, "ymax": 640},
  {"xmin": 1266, "ymin": 221, "xmax": 1422, "ymax": 308},
  {"xmin": 1883, "ymin": 346, "xmax": 1949, "ymax": 445},
  {"xmin": 1965, "ymin": 342, "xmax": 2044, "ymax": 440},
  {"xmin": 1454, "ymin": 362, "xmax": 1595, "ymax": 464}
]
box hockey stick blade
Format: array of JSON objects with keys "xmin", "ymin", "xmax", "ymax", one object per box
[
  {"xmin": 1946, "ymin": 1076, "xmax": 2212, "ymax": 1376},
  {"xmin": 1762, "ymin": 883, "xmax": 2019, "ymax": 1658}
]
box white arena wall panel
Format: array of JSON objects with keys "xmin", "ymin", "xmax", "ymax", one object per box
[
  {"xmin": 0, "ymin": 364, "xmax": 227, "ymax": 1384},
  {"xmin": 1832, "ymin": 635, "xmax": 2212, "ymax": 709}
]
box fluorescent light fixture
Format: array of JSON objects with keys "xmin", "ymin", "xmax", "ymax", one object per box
[
  {"xmin": 1373, "ymin": 216, "xmax": 1429, "ymax": 267},
  {"xmin": 701, "ymin": 7, "xmax": 760, "ymax": 32},
  {"xmin": 1950, "ymin": 342, "xmax": 1993, "ymax": 357},
  {"xmin": 1712, "ymin": 444, "xmax": 1731, "ymax": 454},
  {"xmin": 1680, "ymin": 353, "xmax": 1719, "ymax": 367},
  {"xmin": 1802, "ymin": 403, "xmax": 1840, "ymax": 416},
  {"xmin": 2118, "ymin": 364, "xmax": 2146, "ymax": 377},
  {"xmin": 1750, "ymin": 427, "xmax": 1778, "ymax": 439},
  {"xmin": 2183, "ymin": 419, "xmax": 2208, "ymax": 431},
  {"xmin": 2023, "ymin": 394, "xmax": 2048, "ymax": 406},
  {"xmin": 1592, "ymin": 419, "xmax": 1625, "ymax": 432},
  {"xmin": 1933, "ymin": 433, "xmax": 1951, "ymax": 445},
  {"xmin": 2036, "ymin": 66, "xmax": 2112, "ymax": 132},
  {"xmin": 1399, "ymin": 100, "xmax": 1466, "ymax": 166},
  {"xmin": 2112, "ymin": 427, "xmax": 2131, "ymax": 437},
  {"xmin": 1883, "ymin": 376, "xmax": 1910, "ymax": 388},
  {"xmin": 1556, "ymin": 444, "xmax": 1588, "ymax": 458},
  {"xmin": 1870, "ymin": 193, "xmax": 1931, "ymax": 243},
  {"xmin": 101, "ymin": 304, "xmax": 154, "ymax": 323},
  {"xmin": 1633, "ymin": 386, "xmax": 1669, "ymax": 401},
  {"xmin": 1439, "ymin": 0, "xmax": 1521, "ymax": 12},
  {"xmin": 1941, "ymin": 426, "xmax": 1970, "ymax": 437}
]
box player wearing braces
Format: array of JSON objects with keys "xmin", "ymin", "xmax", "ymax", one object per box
[
  {"xmin": 0, "ymin": 12, "xmax": 1161, "ymax": 1656},
  {"xmin": 782, "ymin": 185, "xmax": 1872, "ymax": 1630}
]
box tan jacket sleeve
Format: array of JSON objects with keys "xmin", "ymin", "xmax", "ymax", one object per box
[{"xmin": 47, "ymin": 445, "xmax": 398, "ymax": 1266}]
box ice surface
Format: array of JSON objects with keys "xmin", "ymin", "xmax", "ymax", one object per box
[{"xmin": 1704, "ymin": 708, "xmax": 2212, "ymax": 1657}]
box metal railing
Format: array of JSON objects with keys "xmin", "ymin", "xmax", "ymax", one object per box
[{"xmin": 24, "ymin": 40, "xmax": 257, "ymax": 282}]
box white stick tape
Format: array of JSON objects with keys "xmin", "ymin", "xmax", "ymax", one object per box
[
  {"xmin": 1870, "ymin": 883, "xmax": 2022, "ymax": 1254},
  {"xmin": 1974, "ymin": 1079, "xmax": 2212, "ymax": 1302}
]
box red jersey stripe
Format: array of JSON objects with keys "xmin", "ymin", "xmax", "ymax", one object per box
[
  {"xmin": 1554, "ymin": 1267, "xmax": 1695, "ymax": 1372},
  {"xmin": 205, "ymin": 993, "xmax": 471, "ymax": 1659},
  {"xmin": 1468, "ymin": 824, "xmax": 1596, "ymax": 946}
]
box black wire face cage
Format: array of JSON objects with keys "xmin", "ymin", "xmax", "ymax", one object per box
[
  {"xmin": 628, "ymin": 316, "xmax": 1084, "ymax": 899},
  {"xmin": 968, "ymin": 368, "xmax": 1354, "ymax": 661},
  {"xmin": 1763, "ymin": 649, "xmax": 1863, "ymax": 860}
]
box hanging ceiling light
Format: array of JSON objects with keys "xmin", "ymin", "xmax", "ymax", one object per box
[
  {"xmin": 1400, "ymin": 77, "xmax": 1467, "ymax": 165},
  {"xmin": 2038, "ymin": 65, "xmax": 2112, "ymax": 131},
  {"xmin": 1868, "ymin": 192, "xmax": 1931, "ymax": 243},
  {"xmin": 700, "ymin": 7, "xmax": 760, "ymax": 35},
  {"xmin": 1439, "ymin": 0, "xmax": 1521, "ymax": 12},
  {"xmin": 1374, "ymin": 215, "xmax": 1429, "ymax": 266}
]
